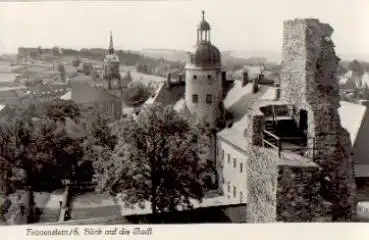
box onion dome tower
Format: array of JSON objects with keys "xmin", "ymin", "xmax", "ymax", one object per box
[{"xmin": 184, "ymin": 11, "xmax": 223, "ymax": 127}]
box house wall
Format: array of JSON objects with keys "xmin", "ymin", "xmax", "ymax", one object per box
[
  {"xmin": 216, "ymin": 139, "xmax": 247, "ymax": 204},
  {"xmin": 185, "ymin": 68, "xmax": 223, "ymax": 127}
]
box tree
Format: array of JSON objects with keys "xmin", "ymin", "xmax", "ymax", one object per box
[
  {"xmin": 57, "ymin": 63, "xmax": 66, "ymax": 82},
  {"xmin": 123, "ymin": 81, "xmax": 153, "ymax": 106},
  {"xmin": 82, "ymin": 63, "xmax": 91, "ymax": 75},
  {"xmin": 72, "ymin": 58, "xmax": 81, "ymax": 69},
  {"xmin": 348, "ymin": 60, "xmax": 364, "ymax": 76},
  {"xmin": 45, "ymin": 99, "xmax": 81, "ymax": 123},
  {"xmin": 96, "ymin": 104, "xmax": 211, "ymax": 222}
]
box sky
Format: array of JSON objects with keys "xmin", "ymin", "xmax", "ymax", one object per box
[{"xmin": 0, "ymin": 0, "xmax": 368, "ymax": 59}]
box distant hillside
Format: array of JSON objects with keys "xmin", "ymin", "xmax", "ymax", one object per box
[
  {"xmin": 140, "ymin": 49, "xmax": 187, "ymax": 62},
  {"xmin": 139, "ymin": 48, "xmax": 280, "ymax": 70}
]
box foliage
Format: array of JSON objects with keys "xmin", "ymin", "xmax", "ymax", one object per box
[
  {"xmin": 57, "ymin": 63, "xmax": 66, "ymax": 82},
  {"xmin": 96, "ymin": 104, "xmax": 211, "ymax": 220},
  {"xmin": 45, "ymin": 99, "xmax": 81, "ymax": 122},
  {"xmin": 348, "ymin": 60, "xmax": 364, "ymax": 76},
  {"xmin": 72, "ymin": 58, "xmax": 81, "ymax": 68},
  {"xmin": 82, "ymin": 63, "xmax": 90, "ymax": 76},
  {"xmin": 0, "ymin": 99, "xmax": 118, "ymax": 223},
  {"xmin": 123, "ymin": 81, "xmax": 154, "ymax": 106}
]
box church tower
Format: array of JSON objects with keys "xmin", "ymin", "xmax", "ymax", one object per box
[
  {"xmin": 184, "ymin": 11, "xmax": 223, "ymax": 127},
  {"xmin": 103, "ymin": 31, "xmax": 122, "ymax": 96}
]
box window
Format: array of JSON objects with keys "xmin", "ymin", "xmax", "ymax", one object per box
[
  {"xmin": 227, "ymin": 182, "xmax": 230, "ymax": 193},
  {"xmin": 192, "ymin": 94, "xmax": 198, "ymax": 103},
  {"xmin": 240, "ymin": 162, "xmax": 243, "ymax": 173},
  {"xmin": 193, "ymin": 75, "xmax": 197, "ymax": 80},
  {"xmin": 233, "ymin": 186, "xmax": 236, "ymax": 198},
  {"xmin": 227, "ymin": 154, "xmax": 230, "ymax": 164},
  {"xmin": 240, "ymin": 192, "xmax": 243, "ymax": 202},
  {"xmin": 206, "ymin": 94, "xmax": 212, "ymax": 104},
  {"xmin": 221, "ymin": 150, "xmax": 225, "ymax": 160},
  {"xmin": 233, "ymin": 158, "xmax": 237, "ymax": 168},
  {"xmin": 207, "ymin": 74, "xmax": 212, "ymax": 84}
]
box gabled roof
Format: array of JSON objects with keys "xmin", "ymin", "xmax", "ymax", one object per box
[
  {"xmin": 69, "ymin": 82, "xmax": 118, "ymax": 104},
  {"xmin": 145, "ymin": 82, "xmax": 185, "ymax": 106},
  {"xmin": 217, "ymin": 83, "xmax": 276, "ymax": 151},
  {"xmin": 339, "ymin": 101, "xmax": 367, "ymax": 145},
  {"xmin": 223, "ymin": 81, "xmax": 275, "ymax": 120},
  {"xmin": 338, "ymin": 101, "xmax": 369, "ymax": 170}
]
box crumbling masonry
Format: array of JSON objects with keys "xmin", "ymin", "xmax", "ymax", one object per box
[{"xmin": 246, "ymin": 19, "xmax": 356, "ymax": 222}]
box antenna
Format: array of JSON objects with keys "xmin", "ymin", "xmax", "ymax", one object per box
[{"xmin": 202, "ymin": 10, "xmax": 205, "ymax": 20}]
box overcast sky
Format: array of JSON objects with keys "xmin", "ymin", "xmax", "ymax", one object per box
[{"xmin": 0, "ymin": 0, "xmax": 368, "ymax": 58}]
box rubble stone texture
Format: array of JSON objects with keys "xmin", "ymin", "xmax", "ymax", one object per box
[
  {"xmin": 280, "ymin": 19, "xmax": 356, "ymax": 221},
  {"xmin": 276, "ymin": 165, "xmax": 323, "ymax": 222},
  {"xmin": 246, "ymin": 146, "xmax": 278, "ymax": 223},
  {"xmin": 246, "ymin": 106, "xmax": 323, "ymax": 222}
]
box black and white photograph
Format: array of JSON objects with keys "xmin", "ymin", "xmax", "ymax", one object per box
[{"xmin": 0, "ymin": 0, "xmax": 368, "ymax": 231}]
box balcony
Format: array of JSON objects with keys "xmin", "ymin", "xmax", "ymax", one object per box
[{"xmin": 260, "ymin": 104, "xmax": 316, "ymax": 160}]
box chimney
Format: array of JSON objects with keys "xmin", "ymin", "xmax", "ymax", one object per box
[
  {"xmin": 275, "ymin": 83, "xmax": 281, "ymax": 100},
  {"xmin": 258, "ymin": 73, "xmax": 264, "ymax": 83},
  {"xmin": 252, "ymin": 76, "xmax": 259, "ymax": 94},
  {"xmin": 221, "ymin": 71, "xmax": 227, "ymax": 82},
  {"xmin": 242, "ymin": 71, "xmax": 249, "ymax": 87},
  {"xmin": 167, "ymin": 72, "xmax": 172, "ymax": 90}
]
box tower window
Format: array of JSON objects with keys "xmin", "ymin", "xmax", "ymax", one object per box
[
  {"xmin": 193, "ymin": 75, "xmax": 197, "ymax": 80},
  {"xmin": 233, "ymin": 158, "xmax": 237, "ymax": 168},
  {"xmin": 233, "ymin": 186, "xmax": 237, "ymax": 198},
  {"xmin": 227, "ymin": 182, "xmax": 230, "ymax": 193},
  {"xmin": 206, "ymin": 94, "xmax": 212, "ymax": 104},
  {"xmin": 240, "ymin": 162, "xmax": 243, "ymax": 173},
  {"xmin": 192, "ymin": 94, "xmax": 198, "ymax": 103},
  {"xmin": 227, "ymin": 154, "xmax": 230, "ymax": 164},
  {"xmin": 221, "ymin": 150, "xmax": 225, "ymax": 161},
  {"xmin": 208, "ymin": 75, "xmax": 212, "ymax": 79},
  {"xmin": 240, "ymin": 192, "xmax": 243, "ymax": 202}
]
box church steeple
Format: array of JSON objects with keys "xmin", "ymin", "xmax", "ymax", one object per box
[{"xmin": 108, "ymin": 30, "xmax": 114, "ymax": 54}]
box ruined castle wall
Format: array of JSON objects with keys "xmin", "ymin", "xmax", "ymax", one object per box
[
  {"xmin": 246, "ymin": 144, "xmax": 323, "ymax": 222},
  {"xmin": 280, "ymin": 19, "xmax": 355, "ymax": 221},
  {"xmin": 246, "ymin": 146, "xmax": 278, "ymax": 223},
  {"xmin": 277, "ymin": 165, "xmax": 322, "ymax": 222}
]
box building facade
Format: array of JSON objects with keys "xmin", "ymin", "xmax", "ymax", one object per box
[{"xmin": 184, "ymin": 11, "xmax": 223, "ymax": 128}]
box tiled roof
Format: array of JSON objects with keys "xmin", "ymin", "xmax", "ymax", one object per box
[
  {"xmin": 145, "ymin": 82, "xmax": 185, "ymax": 106},
  {"xmin": 224, "ymin": 82, "xmax": 275, "ymax": 120},
  {"xmin": 69, "ymin": 83, "xmax": 117, "ymax": 104},
  {"xmin": 217, "ymin": 84, "xmax": 276, "ymax": 152}
]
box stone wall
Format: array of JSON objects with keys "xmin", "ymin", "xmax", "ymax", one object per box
[
  {"xmin": 280, "ymin": 19, "xmax": 356, "ymax": 221},
  {"xmin": 277, "ymin": 165, "xmax": 323, "ymax": 222},
  {"xmin": 246, "ymin": 146, "xmax": 278, "ymax": 223}
]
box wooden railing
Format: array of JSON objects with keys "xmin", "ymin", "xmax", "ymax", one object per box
[{"xmin": 262, "ymin": 130, "xmax": 316, "ymax": 160}]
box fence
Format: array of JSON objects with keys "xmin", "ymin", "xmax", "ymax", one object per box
[{"xmin": 262, "ymin": 129, "xmax": 316, "ymax": 160}]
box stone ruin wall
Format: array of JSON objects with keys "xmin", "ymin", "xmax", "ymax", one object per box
[
  {"xmin": 280, "ymin": 19, "xmax": 356, "ymax": 221},
  {"xmin": 246, "ymin": 104, "xmax": 323, "ymax": 222},
  {"xmin": 276, "ymin": 165, "xmax": 323, "ymax": 222}
]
